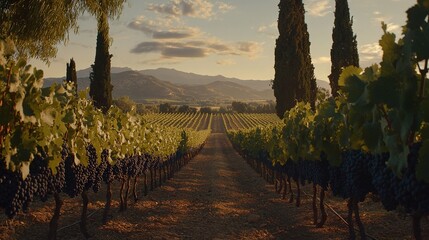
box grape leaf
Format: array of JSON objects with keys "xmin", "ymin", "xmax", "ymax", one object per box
[
  {"xmin": 20, "ymin": 161, "xmax": 30, "ymax": 180},
  {"xmin": 363, "ymin": 122, "xmax": 383, "ymax": 151}
]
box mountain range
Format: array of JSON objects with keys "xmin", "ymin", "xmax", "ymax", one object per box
[{"xmin": 44, "ymin": 67, "xmax": 330, "ymax": 103}]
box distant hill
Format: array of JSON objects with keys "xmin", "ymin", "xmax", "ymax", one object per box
[
  {"xmin": 316, "ymin": 80, "xmax": 330, "ymax": 91},
  {"xmin": 141, "ymin": 68, "xmax": 331, "ymax": 92},
  {"xmin": 44, "ymin": 70, "xmax": 274, "ymax": 103},
  {"xmin": 74, "ymin": 67, "xmax": 133, "ymax": 78},
  {"xmin": 140, "ymin": 68, "xmax": 272, "ymax": 91},
  {"xmin": 44, "ymin": 67, "xmax": 330, "ymax": 103}
]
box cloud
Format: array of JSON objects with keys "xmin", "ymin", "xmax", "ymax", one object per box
[
  {"xmin": 236, "ymin": 41, "xmax": 263, "ymax": 59},
  {"xmin": 147, "ymin": 0, "xmax": 210, "ymax": 19},
  {"xmin": 306, "ymin": 0, "xmax": 331, "ymax": 17},
  {"xmin": 131, "ymin": 42, "xmax": 165, "ymax": 53},
  {"xmin": 131, "ymin": 41, "xmax": 209, "ymax": 57},
  {"xmin": 314, "ymin": 56, "xmax": 330, "ymax": 64},
  {"xmin": 359, "ymin": 42, "xmax": 382, "ymax": 61},
  {"xmin": 153, "ymin": 31, "xmax": 195, "ymax": 39},
  {"xmin": 147, "ymin": 0, "xmax": 233, "ymax": 19},
  {"xmin": 217, "ymin": 2, "xmax": 234, "ymax": 13},
  {"xmin": 131, "ymin": 39, "xmax": 263, "ymax": 60},
  {"xmin": 216, "ymin": 59, "xmax": 236, "ymax": 66},
  {"xmin": 372, "ymin": 11, "xmax": 401, "ymax": 34},
  {"xmin": 128, "ymin": 12, "xmax": 263, "ymax": 61},
  {"xmin": 162, "ymin": 47, "xmax": 206, "ymax": 58},
  {"xmin": 257, "ymin": 22, "xmax": 277, "ymax": 37},
  {"xmin": 208, "ymin": 42, "xmax": 232, "ymax": 52},
  {"xmin": 128, "ymin": 16, "xmax": 200, "ymax": 39},
  {"xmin": 386, "ymin": 23, "xmax": 400, "ymax": 32}
]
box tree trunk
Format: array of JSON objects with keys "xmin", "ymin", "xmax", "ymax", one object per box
[
  {"xmin": 102, "ymin": 182, "xmax": 112, "ymax": 224},
  {"xmin": 317, "ymin": 189, "xmax": 327, "ymax": 228},
  {"xmin": 347, "ymin": 198, "xmax": 356, "ymax": 240},
  {"xmin": 413, "ymin": 214, "xmax": 422, "ymax": 240},
  {"xmin": 312, "ymin": 184, "xmax": 318, "ymax": 225},
  {"xmin": 48, "ymin": 193, "xmax": 62, "ymax": 240},
  {"xmin": 80, "ymin": 191, "xmax": 91, "ymax": 239},
  {"xmin": 295, "ymin": 180, "xmax": 301, "ymax": 207}
]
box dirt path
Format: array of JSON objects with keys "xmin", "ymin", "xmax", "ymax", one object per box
[{"xmin": 94, "ymin": 115, "xmax": 348, "ymax": 239}]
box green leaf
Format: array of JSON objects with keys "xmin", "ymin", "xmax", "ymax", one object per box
[
  {"xmin": 322, "ymin": 142, "xmax": 341, "ymax": 166},
  {"xmin": 40, "ymin": 108, "xmax": 55, "ymax": 126},
  {"xmin": 339, "ymin": 66, "xmax": 362, "ymax": 87},
  {"xmin": 0, "ymin": 106, "xmax": 14, "ymax": 125},
  {"xmin": 363, "ymin": 122, "xmax": 383, "ymax": 151},
  {"xmin": 339, "ymin": 68, "xmax": 366, "ymax": 103},
  {"xmin": 379, "ymin": 24, "xmax": 400, "ymax": 63},
  {"xmin": 369, "ymin": 76, "xmax": 400, "ymax": 108},
  {"xmin": 385, "ymin": 134, "xmax": 409, "ymax": 177},
  {"xmin": 48, "ymin": 152, "xmax": 63, "ymax": 175},
  {"xmin": 62, "ymin": 110, "xmax": 75, "ymax": 124},
  {"xmin": 20, "ymin": 161, "xmax": 30, "ymax": 180}
]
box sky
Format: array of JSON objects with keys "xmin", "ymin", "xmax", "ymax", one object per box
[{"xmin": 31, "ymin": 0, "xmax": 413, "ymax": 82}]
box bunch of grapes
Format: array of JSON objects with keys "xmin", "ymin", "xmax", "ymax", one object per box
[
  {"xmin": 93, "ymin": 149, "xmax": 108, "ymax": 192},
  {"xmin": 30, "ymin": 155, "xmax": 50, "ymax": 201},
  {"xmin": 341, "ymin": 150, "xmax": 374, "ymax": 202},
  {"xmin": 314, "ymin": 155, "xmax": 330, "ymax": 190},
  {"xmin": 368, "ymin": 152, "xmax": 398, "ymax": 211},
  {"xmin": 64, "ymin": 151, "xmax": 88, "ymax": 198},
  {"xmin": 298, "ymin": 159, "xmax": 313, "ymax": 185},
  {"xmin": 285, "ymin": 160, "xmax": 299, "ymax": 182},
  {"xmin": 329, "ymin": 166, "xmax": 345, "ymax": 197},
  {"xmin": 394, "ymin": 143, "xmax": 429, "ymax": 215}
]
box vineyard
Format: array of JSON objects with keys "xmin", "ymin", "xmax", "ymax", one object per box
[
  {"xmin": 227, "ymin": 108, "xmax": 429, "ymax": 239},
  {"xmin": 0, "ymin": 59, "xmax": 211, "ymax": 240},
  {"xmin": 145, "ymin": 112, "xmax": 213, "ymax": 131},
  {"xmin": 2, "ymin": 1, "xmax": 429, "ymax": 239},
  {"xmin": 221, "ymin": 113, "xmax": 282, "ymax": 131},
  {"xmin": 226, "ymin": 3, "xmax": 429, "ymax": 239}
]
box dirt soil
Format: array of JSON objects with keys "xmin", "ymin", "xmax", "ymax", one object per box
[{"xmin": 0, "ymin": 115, "xmax": 428, "ymax": 240}]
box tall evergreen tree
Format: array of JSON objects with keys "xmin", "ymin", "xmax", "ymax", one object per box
[
  {"xmin": 66, "ymin": 58, "xmax": 77, "ymax": 88},
  {"xmin": 329, "ymin": 0, "xmax": 359, "ymax": 97},
  {"xmin": 89, "ymin": 11, "xmax": 112, "ymax": 113},
  {"xmin": 273, "ymin": 0, "xmax": 317, "ymax": 118},
  {"xmin": 86, "ymin": 0, "xmax": 126, "ymax": 113}
]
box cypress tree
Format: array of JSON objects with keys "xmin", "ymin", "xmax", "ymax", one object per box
[
  {"xmin": 89, "ymin": 11, "xmax": 113, "ymax": 113},
  {"xmin": 329, "ymin": 0, "xmax": 359, "ymax": 97},
  {"xmin": 66, "ymin": 58, "xmax": 77, "ymax": 89},
  {"xmin": 273, "ymin": 0, "xmax": 317, "ymax": 118}
]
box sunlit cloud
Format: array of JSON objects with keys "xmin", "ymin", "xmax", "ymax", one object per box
[
  {"xmin": 217, "ymin": 2, "xmax": 235, "ymax": 13},
  {"xmin": 257, "ymin": 22, "xmax": 277, "ymax": 37},
  {"xmin": 147, "ymin": 0, "xmax": 233, "ymax": 19},
  {"xmin": 372, "ymin": 11, "xmax": 401, "ymax": 35},
  {"xmin": 128, "ymin": 16, "xmax": 201, "ymax": 39},
  {"xmin": 359, "ymin": 42, "xmax": 382, "ymax": 62},
  {"xmin": 236, "ymin": 41, "xmax": 263, "ymax": 59},
  {"xmin": 128, "ymin": 12, "xmax": 264, "ymax": 62},
  {"xmin": 163, "ymin": 47, "xmax": 207, "ymax": 58},
  {"xmin": 306, "ymin": 0, "xmax": 332, "ymax": 17},
  {"xmin": 131, "ymin": 40, "xmax": 263, "ymax": 60},
  {"xmin": 313, "ymin": 56, "xmax": 330, "ymax": 64}
]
